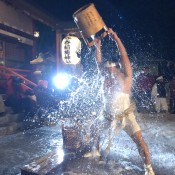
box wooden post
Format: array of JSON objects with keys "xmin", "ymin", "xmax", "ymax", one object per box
[{"xmin": 56, "ymin": 30, "xmax": 62, "ymax": 73}]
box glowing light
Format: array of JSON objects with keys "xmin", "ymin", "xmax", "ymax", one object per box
[
  {"xmin": 91, "ymin": 35, "xmax": 95, "ymax": 40},
  {"xmin": 56, "ymin": 148, "xmax": 64, "ymax": 164},
  {"xmin": 53, "ymin": 73, "xmax": 70, "ymax": 90},
  {"xmin": 34, "ymin": 31, "xmax": 39, "ymax": 38},
  {"xmin": 62, "ymin": 35, "xmax": 81, "ymax": 65}
]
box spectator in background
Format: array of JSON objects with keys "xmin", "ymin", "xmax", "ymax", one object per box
[
  {"xmin": 5, "ymin": 76, "xmax": 36, "ymax": 114},
  {"xmin": 34, "ymin": 79, "xmax": 58, "ymax": 109},
  {"xmin": 5, "ymin": 76, "xmax": 24, "ymax": 113},
  {"xmin": 158, "ymin": 60, "xmax": 175, "ymax": 82},
  {"xmin": 34, "ymin": 80, "xmax": 49, "ymax": 108},
  {"xmin": 0, "ymin": 70, "xmax": 6, "ymax": 116},
  {"xmin": 0, "ymin": 95, "xmax": 5, "ymax": 116},
  {"xmin": 158, "ymin": 60, "xmax": 168, "ymax": 78},
  {"xmin": 169, "ymin": 75, "xmax": 175, "ymax": 114},
  {"xmin": 151, "ymin": 76, "xmax": 168, "ymax": 113},
  {"xmin": 134, "ymin": 67, "xmax": 155, "ymax": 112}
]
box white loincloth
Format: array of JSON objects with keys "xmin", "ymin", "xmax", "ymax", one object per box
[{"xmin": 105, "ymin": 92, "xmax": 141, "ymax": 136}]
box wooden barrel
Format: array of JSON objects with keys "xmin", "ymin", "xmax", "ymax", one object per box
[
  {"xmin": 73, "ymin": 3, "xmax": 108, "ymax": 47},
  {"xmin": 62, "ymin": 126, "xmax": 81, "ymax": 150}
]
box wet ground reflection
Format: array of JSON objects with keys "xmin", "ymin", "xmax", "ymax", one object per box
[{"xmin": 0, "ymin": 113, "xmax": 175, "ymax": 175}]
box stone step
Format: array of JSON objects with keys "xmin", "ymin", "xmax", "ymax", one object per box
[
  {"xmin": 0, "ymin": 106, "xmax": 25, "ymax": 136},
  {"xmin": 0, "ymin": 112, "xmax": 24, "ymax": 125},
  {"xmin": 0, "ymin": 121, "xmax": 24, "ymax": 136},
  {"xmin": 0, "ymin": 110, "xmax": 56, "ymax": 136},
  {"xmin": 0, "ymin": 107, "xmax": 59, "ymax": 136}
]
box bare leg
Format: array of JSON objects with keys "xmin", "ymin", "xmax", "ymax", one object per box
[
  {"xmin": 131, "ymin": 131, "xmax": 151, "ymax": 165},
  {"xmin": 83, "ymin": 123, "xmax": 101, "ymax": 157}
]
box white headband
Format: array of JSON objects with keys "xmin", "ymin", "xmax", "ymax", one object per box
[
  {"xmin": 104, "ymin": 61, "xmax": 116, "ymax": 68},
  {"xmin": 156, "ymin": 76, "xmax": 163, "ymax": 80}
]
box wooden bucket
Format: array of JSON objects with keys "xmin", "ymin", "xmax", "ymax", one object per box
[
  {"xmin": 62, "ymin": 125, "xmax": 81, "ymax": 150},
  {"xmin": 73, "ymin": 3, "xmax": 108, "ymax": 47}
]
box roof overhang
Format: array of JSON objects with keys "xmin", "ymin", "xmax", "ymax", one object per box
[
  {"xmin": 8, "ymin": 0, "xmax": 79, "ymax": 33},
  {"xmin": 8, "ymin": 0, "xmax": 58, "ymax": 29}
]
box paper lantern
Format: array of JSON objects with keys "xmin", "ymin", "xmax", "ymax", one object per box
[{"xmin": 62, "ymin": 36, "xmax": 81, "ymax": 64}]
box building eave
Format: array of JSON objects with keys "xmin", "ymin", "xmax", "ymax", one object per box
[{"xmin": 7, "ymin": 0, "xmax": 58, "ymax": 29}]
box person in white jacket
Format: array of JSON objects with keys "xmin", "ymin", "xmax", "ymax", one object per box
[{"xmin": 151, "ymin": 76, "xmax": 168, "ymax": 113}]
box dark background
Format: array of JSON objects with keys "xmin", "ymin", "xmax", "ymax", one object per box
[{"xmin": 27, "ymin": 0, "xmax": 175, "ymax": 61}]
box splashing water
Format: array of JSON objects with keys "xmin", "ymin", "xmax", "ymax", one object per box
[{"xmin": 53, "ymin": 42, "xmax": 129, "ymax": 158}]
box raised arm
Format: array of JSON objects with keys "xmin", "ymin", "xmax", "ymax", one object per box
[{"xmin": 108, "ymin": 28, "xmax": 132, "ymax": 79}]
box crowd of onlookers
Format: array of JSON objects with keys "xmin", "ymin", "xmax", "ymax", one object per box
[
  {"xmin": 0, "ymin": 74, "xmax": 56, "ymax": 118},
  {"xmin": 133, "ymin": 66, "xmax": 175, "ymax": 114}
]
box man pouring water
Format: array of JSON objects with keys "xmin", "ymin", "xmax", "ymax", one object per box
[{"xmin": 93, "ymin": 28, "xmax": 155, "ymax": 175}]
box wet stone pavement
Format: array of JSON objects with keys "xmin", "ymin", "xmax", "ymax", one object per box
[{"xmin": 0, "ymin": 113, "xmax": 175, "ymax": 175}]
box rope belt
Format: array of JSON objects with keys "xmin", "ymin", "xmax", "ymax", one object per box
[{"xmin": 104, "ymin": 102, "xmax": 136, "ymax": 122}]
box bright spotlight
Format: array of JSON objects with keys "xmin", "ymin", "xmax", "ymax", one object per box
[
  {"xmin": 56, "ymin": 148, "xmax": 64, "ymax": 164},
  {"xmin": 53, "ymin": 73, "xmax": 70, "ymax": 90},
  {"xmin": 34, "ymin": 31, "xmax": 40, "ymax": 38}
]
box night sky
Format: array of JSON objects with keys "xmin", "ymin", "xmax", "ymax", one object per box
[{"xmin": 27, "ymin": 0, "xmax": 175, "ymax": 61}]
